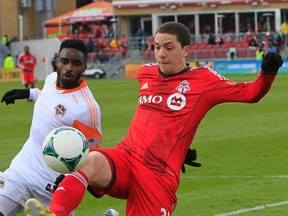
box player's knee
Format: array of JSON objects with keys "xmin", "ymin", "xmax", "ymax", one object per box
[{"xmin": 81, "ymin": 151, "xmax": 112, "ymax": 187}]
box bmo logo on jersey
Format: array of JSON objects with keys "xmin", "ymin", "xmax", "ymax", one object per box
[
  {"xmin": 138, "ymin": 93, "xmax": 186, "ymax": 111},
  {"xmin": 167, "ymin": 93, "xmax": 186, "ymax": 110},
  {"xmin": 138, "ymin": 95, "xmax": 162, "ymax": 104}
]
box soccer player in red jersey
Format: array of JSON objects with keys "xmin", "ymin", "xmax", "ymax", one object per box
[
  {"xmin": 17, "ymin": 45, "xmax": 37, "ymax": 89},
  {"xmin": 24, "ymin": 22, "xmax": 283, "ymax": 216}
]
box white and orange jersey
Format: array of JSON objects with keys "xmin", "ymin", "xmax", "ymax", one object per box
[{"xmin": 8, "ymin": 72, "xmax": 102, "ymax": 191}]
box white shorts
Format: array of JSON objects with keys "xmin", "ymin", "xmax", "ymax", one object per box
[{"xmin": 0, "ymin": 170, "xmax": 53, "ymax": 216}]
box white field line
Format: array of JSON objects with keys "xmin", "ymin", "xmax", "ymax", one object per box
[
  {"xmin": 181, "ymin": 175, "xmax": 288, "ymax": 215},
  {"xmin": 181, "ymin": 175, "xmax": 288, "ymax": 179},
  {"xmin": 213, "ymin": 200, "xmax": 288, "ymax": 216}
]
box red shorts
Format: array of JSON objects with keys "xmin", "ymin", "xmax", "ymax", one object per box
[
  {"xmin": 22, "ymin": 72, "xmax": 35, "ymax": 85},
  {"xmin": 89, "ymin": 148, "xmax": 178, "ymax": 216}
]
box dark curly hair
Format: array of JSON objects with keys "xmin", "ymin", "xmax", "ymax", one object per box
[{"xmin": 58, "ymin": 39, "xmax": 88, "ymax": 61}]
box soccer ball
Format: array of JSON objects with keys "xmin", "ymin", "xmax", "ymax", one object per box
[{"xmin": 42, "ymin": 126, "xmax": 89, "ymax": 173}]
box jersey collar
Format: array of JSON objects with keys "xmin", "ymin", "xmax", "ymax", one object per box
[
  {"xmin": 158, "ymin": 64, "xmax": 191, "ymax": 78},
  {"xmin": 55, "ymin": 78, "xmax": 87, "ymax": 93}
]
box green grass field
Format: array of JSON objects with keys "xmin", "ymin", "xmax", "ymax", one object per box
[{"xmin": 0, "ymin": 74, "xmax": 288, "ymax": 216}]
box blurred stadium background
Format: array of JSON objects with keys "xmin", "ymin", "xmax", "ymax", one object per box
[
  {"xmin": 1, "ymin": 0, "xmax": 288, "ymax": 81},
  {"xmin": 1, "ymin": 1, "xmax": 288, "ymax": 215}
]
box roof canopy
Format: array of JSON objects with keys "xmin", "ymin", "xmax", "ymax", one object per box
[{"xmin": 44, "ymin": 1, "xmax": 113, "ymax": 27}]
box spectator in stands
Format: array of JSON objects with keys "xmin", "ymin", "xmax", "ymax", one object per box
[
  {"xmin": 135, "ymin": 25, "xmax": 145, "ymax": 51},
  {"xmin": 77, "ymin": 26, "xmax": 84, "ymax": 39},
  {"xmin": 88, "ymin": 23, "xmax": 96, "ymax": 38},
  {"xmin": 117, "ymin": 45, "xmax": 126, "ymax": 57},
  {"xmin": 248, "ymin": 36, "xmax": 258, "ymax": 48},
  {"xmin": 145, "ymin": 36, "xmax": 154, "ymax": 51},
  {"xmin": 107, "ymin": 25, "xmax": 115, "ymax": 42},
  {"xmin": 109, "ymin": 37, "xmax": 121, "ymax": 50},
  {"xmin": 73, "ymin": 29, "xmax": 80, "ymax": 39},
  {"xmin": 266, "ymin": 38, "xmax": 277, "ymax": 53},
  {"xmin": 101, "ymin": 24, "xmax": 108, "ymax": 38},
  {"xmin": 281, "ymin": 19, "xmax": 288, "ymax": 45},
  {"xmin": 98, "ymin": 36, "xmax": 109, "ymax": 52},
  {"xmin": 215, "ymin": 34, "xmax": 224, "ymax": 46},
  {"xmin": 120, "ymin": 34, "xmax": 128, "ymax": 50},
  {"xmin": 226, "ymin": 45, "xmax": 237, "ymax": 61},
  {"xmin": 272, "ymin": 32, "xmax": 282, "ymax": 53},
  {"xmin": 272, "ymin": 39, "xmax": 280, "ymax": 53},
  {"xmin": 95, "ymin": 23, "xmax": 102, "ymax": 38},
  {"xmin": 256, "ymin": 45, "xmax": 265, "ymax": 60},
  {"xmin": 244, "ymin": 32, "xmax": 252, "ymax": 44},
  {"xmin": 1, "ymin": 34, "xmax": 8, "ymax": 47},
  {"xmin": 120, "ymin": 34, "xmax": 129, "ymax": 57},
  {"xmin": 88, "ymin": 37, "xmax": 95, "ymax": 53},
  {"xmin": 2, "ymin": 34, "xmax": 8, "ymax": 45},
  {"xmin": 208, "ymin": 34, "xmax": 216, "ymax": 45}
]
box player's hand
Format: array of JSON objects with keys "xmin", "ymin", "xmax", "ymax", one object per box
[
  {"xmin": 261, "ymin": 52, "xmax": 283, "ymax": 76},
  {"xmin": 1, "ymin": 89, "xmax": 30, "ymax": 105},
  {"xmin": 181, "ymin": 148, "xmax": 201, "ymax": 174}
]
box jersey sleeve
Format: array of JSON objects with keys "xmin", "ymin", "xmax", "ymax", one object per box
[
  {"xmin": 29, "ymin": 88, "xmax": 41, "ymax": 100},
  {"xmin": 202, "ymin": 67, "xmax": 276, "ymax": 105}
]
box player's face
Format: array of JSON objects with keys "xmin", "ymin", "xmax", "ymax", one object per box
[
  {"xmin": 56, "ymin": 48, "xmax": 87, "ymax": 89},
  {"xmin": 24, "ymin": 46, "xmax": 30, "ymax": 54},
  {"xmin": 154, "ymin": 33, "xmax": 190, "ymax": 75}
]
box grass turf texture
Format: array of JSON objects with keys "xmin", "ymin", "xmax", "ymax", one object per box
[{"xmin": 0, "ymin": 74, "xmax": 287, "ymax": 215}]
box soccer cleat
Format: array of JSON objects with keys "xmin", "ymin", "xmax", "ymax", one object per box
[
  {"xmin": 103, "ymin": 209, "xmax": 119, "ymax": 216},
  {"xmin": 24, "ymin": 198, "xmax": 55, "ymax": 216}
]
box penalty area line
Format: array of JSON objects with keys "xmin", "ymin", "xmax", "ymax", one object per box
[{"xmin": 213, "ymin": 200, "xmax": 288, "ymax": 216}]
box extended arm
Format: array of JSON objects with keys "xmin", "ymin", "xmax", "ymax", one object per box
[{"xmin": 1, "ymin": 89, "xmax": 30, "ymax": 105}]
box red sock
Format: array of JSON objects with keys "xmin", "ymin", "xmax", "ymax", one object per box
[{"xmin": 50, "ymin": 170, "xmax": 88, "ymax": 216}]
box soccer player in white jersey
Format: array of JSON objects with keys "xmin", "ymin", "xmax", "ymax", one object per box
[{"xmin": 0, "ymin": 39, "xmax": 102, "ymax": 216}]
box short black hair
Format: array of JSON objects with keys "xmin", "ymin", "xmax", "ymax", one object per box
[
  {"xmin": 58, "ymin": 39, "xmax": 88, "ymax": 61},
  {"xmin": 156, "ymin": 22, "xmax": 191, "ymax": 48}
]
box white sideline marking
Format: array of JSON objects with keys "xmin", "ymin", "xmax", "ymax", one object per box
[
  {"xmin": 213, "ymin": 200, "xmax": 288, "ymax": 216},
  {"xmin": 181, "ymin": 175, "xmax": 288, "ymax": 179},
  {"xmin": 181, "ymin": 175, "xmax": 288, "ymax": 215}
]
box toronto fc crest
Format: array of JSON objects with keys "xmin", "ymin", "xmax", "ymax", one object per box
[{"xmin": 176, "ymin": 80, "xmax": 190, "ymax": 93}]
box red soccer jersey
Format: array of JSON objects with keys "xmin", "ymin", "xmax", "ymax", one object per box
[
  {"xmin": 17, "ymin": 53, "xmax": 37, "ymax": 72},
  {"xmin": 116, "ymin": 63, "xmax": 275, "ymax": 182}
]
